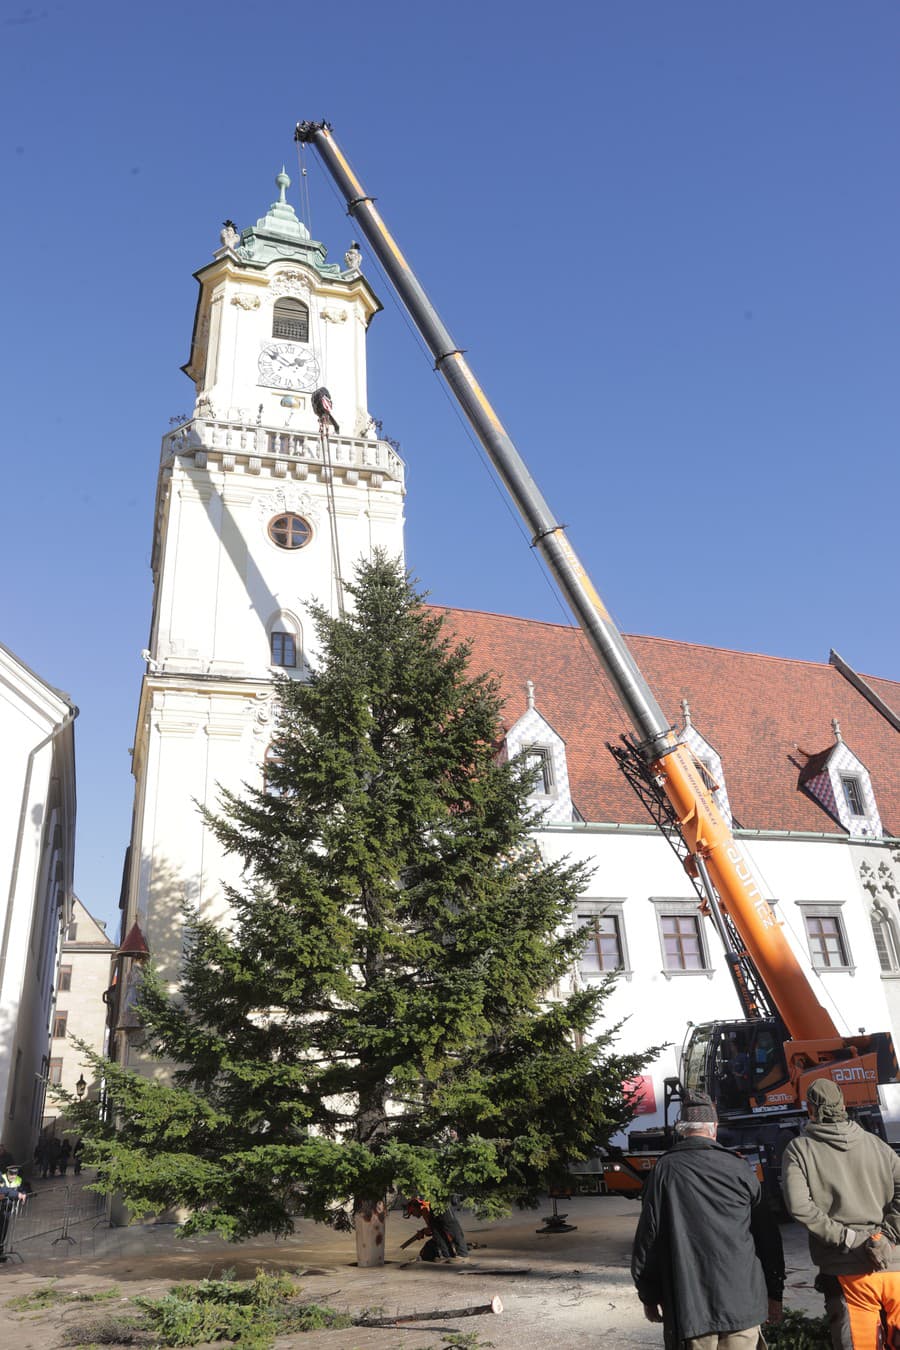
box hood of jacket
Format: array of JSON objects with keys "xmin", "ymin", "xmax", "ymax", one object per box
[{"xmin": 801, "ymin": 1119, "xmax": 863, "ymax": 1152}]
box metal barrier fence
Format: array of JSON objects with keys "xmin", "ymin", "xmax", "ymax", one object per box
[{"xmin": 1, "ymin": 1185, "xmax": 109, "ymax": 1262}]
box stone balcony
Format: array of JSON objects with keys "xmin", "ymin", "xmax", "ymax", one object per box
[{"xmin": 161, "ymin": 417, "xmax": 405, "ymax": 488}]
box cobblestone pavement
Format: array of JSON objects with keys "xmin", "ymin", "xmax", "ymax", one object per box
[{"xmin": 0, "ymin": 1174, "xmax": 824, "ymax": 1349}]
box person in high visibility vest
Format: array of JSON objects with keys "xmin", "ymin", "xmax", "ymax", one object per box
[
  {"xmin": 0, "ymin": 1163, "xmax": 26, "ymax": 1262},
  {"xmin": 782, "ymin": 1077, "xmax": 900, "ymax": 1349},
  {"xmin": 402, "ymin": 1196, "xmax": 468, "ymax": 1262}
]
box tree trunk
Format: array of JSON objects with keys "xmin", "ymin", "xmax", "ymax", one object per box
[{"xmin": 354, "ymin": 1195, "xmax": 386, "ymax": 1267}]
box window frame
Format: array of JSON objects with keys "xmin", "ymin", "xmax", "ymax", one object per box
[
  {"xmin": 270, "ymin": 630, "xmax": 297, "ymax": 668},
  {"xmin": 524, "ymin": 745, "xmax": 554, "ymax": 796},
  {"xmin": 52, "ymin": 1011, "xmax": 68, "ymax": 1039},
  {"xmin": 841, "ymin": 775, "xmax": 866, "ymax": 818},
  {"xmin": 872, "ymin": 911, "xmax": 900, "ymax": 976},
  {"xmin": 48, "ymin": 1058, "xmax": 63, "ymax": 1086},
  {"xmin": 798, "ymin": 902, "xmax": 855, "ymax": 973},
  {"xmin": 651, "ymin": 898, "xmax": 714, "ymax": 978},
  {"xmin": 576, "ymin": 900, "xmax": 631, "ymax": 980},
  {"xmin": 58, "ymin": 965, "xmax": 72, "ymax": 992},
  {"xmin": 267, "ymin": 513, "xmax": 312, "ymax": 551},
  {"xmin": 272, "ymin": 297, "xmax": 310, "ymax": 343},
  {"xmin": 263, "ymin": 744, "xmax": 288, "ymax": 796}
]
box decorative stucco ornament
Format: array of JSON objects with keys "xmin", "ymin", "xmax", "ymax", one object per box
[
  {"xmin": 878, "ymin": 862, "xmax": 899, "ymax": 898},
  {"xmin": 321, "ymin": 306, "xmax": 348, "ymax": 324},
  {"xmin": 270, "ymin": 269, "xmax": 311, "ymax": 298},
  {"xmin": 232, "ymin": 293, "xmax": 261, "ymax": 310},
  {"xmin": 249, "ymin": 691, "xmax": 275, "ymax": 738},
  {"xmin": 256, "ymin": 487, "xmax": 320, "ymax": 525},
  {"xmin": 860, "ymin": 861, "xmax": 880, "ymax": 898}
]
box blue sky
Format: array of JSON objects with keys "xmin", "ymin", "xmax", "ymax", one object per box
[{"xmin": 2, "ymin": 1, "xmax": 898, "ymax": 934}]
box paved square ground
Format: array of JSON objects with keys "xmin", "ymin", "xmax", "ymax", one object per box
[{"xmin": 0, "ymin": 1175, "xmax": 823, "ymax": 1349}]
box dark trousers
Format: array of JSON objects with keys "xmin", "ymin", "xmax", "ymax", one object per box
[{"xmin": 420, "ymin": 1208, "xmax": 468, "ymax": 1260}]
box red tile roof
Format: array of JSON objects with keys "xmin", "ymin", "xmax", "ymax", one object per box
[{"xmin": 432, "ymin": 607, "xmax": 900, "ymax": 837}]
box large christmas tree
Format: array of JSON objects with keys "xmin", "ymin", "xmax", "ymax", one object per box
[{"xmin": 72, "ymin": 556, "xmax": 651, "ymax": 1264}]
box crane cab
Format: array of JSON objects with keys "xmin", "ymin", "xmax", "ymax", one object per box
[{"xmin": 683, "ymin": 1018, "xmax": 790, "ymax": 1117}]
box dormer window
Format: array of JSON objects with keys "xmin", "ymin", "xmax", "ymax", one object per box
[
  {"xmin": 678, "ymin": 701, "xmax": 734, "ymax": 826},
  {"xmin": 272, "ymin": 298, "xmax": 309, "ymax": 342},
  {"xmin": 798, "ymin": 723, "xmax": 883, "ymax": 838},
  {"xmin": 841, "ymin": 776, "xmax": 866, "ymax": 817},
  {"xmin": 525, "ymin": 746, "xmax": 554, "ymax": 796},
  {"xmin": 504, "ymin": 682, "xmax": 575, "ymax": 822}
]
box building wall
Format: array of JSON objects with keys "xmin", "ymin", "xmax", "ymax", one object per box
[
  {"xmin": 537, "ymin": 821, "xmax": 900, "ymax": 1138},
  {"xmin": 46, "ymin": 897, "xmax": 114, "ymax": 1116},
  {"xmin": 0, "ymin": 644, "xmax": 76, "ymax": 1164}
]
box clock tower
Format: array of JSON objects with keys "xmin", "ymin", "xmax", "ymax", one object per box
[{"xmin": 112, "ymin": 173, "xmax": 405, "ymax": 1059}]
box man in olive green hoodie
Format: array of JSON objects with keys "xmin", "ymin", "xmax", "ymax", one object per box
[{"xmin": 782, "ymin": 1077, "xmax": 900, "ymax": 1348}]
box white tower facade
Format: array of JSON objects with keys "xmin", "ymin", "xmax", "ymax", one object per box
[{"xmin": 114, "ymin": 175, "xmax": 405, "ymax": 1057}]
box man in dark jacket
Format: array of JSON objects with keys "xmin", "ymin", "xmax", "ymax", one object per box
[
  {"xmin": 782, "ymin": 1076, "xmax": 900, "ymax": 1348},
  {"xmin": 631, "ymin": 1093, "xmax": 784, "ymax": 1348}
]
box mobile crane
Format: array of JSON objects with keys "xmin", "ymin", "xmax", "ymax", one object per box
[{"xmin": 295, "ymin": 121, "xmax": 898, "ymax": 1201}]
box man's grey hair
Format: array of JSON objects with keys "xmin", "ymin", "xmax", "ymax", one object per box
[{"xmin": 674, "ymin": 1120, "xmax": 717, "ymax": 1139}]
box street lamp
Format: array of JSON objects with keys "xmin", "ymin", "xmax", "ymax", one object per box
[{"xmin": 75, "ymin": 1074, "xmax": 87, "ymax": 1100}]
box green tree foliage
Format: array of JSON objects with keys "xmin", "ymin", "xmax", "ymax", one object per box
[{"xmin": 69, "ymin": 556, "xmax": 652, "ymax": 1238}]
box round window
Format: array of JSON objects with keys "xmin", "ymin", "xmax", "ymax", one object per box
[{"xmin": 268, "ymin": 513, "xmax": 312, "ymax": 550}]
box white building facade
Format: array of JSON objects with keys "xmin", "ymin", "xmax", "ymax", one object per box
[
  {"xmin": 113, "ymin": 174, "xmax": 405, "ymax": 1057},
  {"xmin": 0, "ymin": 643, "xmax": 77, "ymax": 1163},
  {"xmin": 443, "ymin": 610, "xmax": 900, "ymax": 1142}
]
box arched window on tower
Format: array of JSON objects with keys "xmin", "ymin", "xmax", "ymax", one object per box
[
  {"xmin": 266, "ymin": 610, "xmax": 303, "ymax": 674},
  {"xmin": 263, "ymin": 743, "xmax": 286, "ymax": 796},
  {"xmin": 272, "ymin": 298, "xmax": 309, "ymax": 343},
  {"xmin": 270, "ymin": 630, "xmax": 297, "ymax": 668}
]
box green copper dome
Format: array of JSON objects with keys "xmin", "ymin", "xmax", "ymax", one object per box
[{"xmin": 231, "ymin": 170, "xmax": 345, "ymax": 278}]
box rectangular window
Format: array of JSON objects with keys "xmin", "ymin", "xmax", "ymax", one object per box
[
  {"xmin": 661, "ymin": 914, "xmax": 706, "ymax": 971},
  {"xmin": 651, "ymin": 899, "xmax": 712, "ymax": 976},
  {"xmin": 525, "ymin": 747, "xmax": 553, "ymax": 795},
  {"xmin": 841, "ymin": 776, "xmax": 866, "ymax": 817},
  {"xmin": 580, "ymin": 914, "xmax": 625, "ymax": 973},
  {"xmin": 576, "ymin": 902, "xmax": 630, "ymax": 978},
  {"xmin": 270, "ymin": 631, "xmax": 297, "ymax": 668},
  {"xmin": 805, "ymin": 914, "xmax": 850, "ymax": 969},
  {"xmin": 48, "ymin": 1058, "xmax": 63, "ymax": 1086},
  {"xmin": 52, "ymin": 1012, "xmax": 68, "ymax": 1039},
  {"xmin": 58, "ymin": 965, "xmax": 72, "ymax": 992}
]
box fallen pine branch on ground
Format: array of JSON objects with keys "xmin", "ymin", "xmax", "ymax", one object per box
[{"xmin": 356, "ymin": 1294, "xmax": 504, "ymax": 1326}]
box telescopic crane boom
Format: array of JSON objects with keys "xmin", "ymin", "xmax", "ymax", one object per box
[{"xmin": 296, "ymin": 122, "xmax": 895, "ymax": 1112}]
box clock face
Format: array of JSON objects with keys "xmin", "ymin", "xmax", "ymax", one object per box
[{"xmin": 258, "ymin": 341, "xmax": 321, "ymax": 392}]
